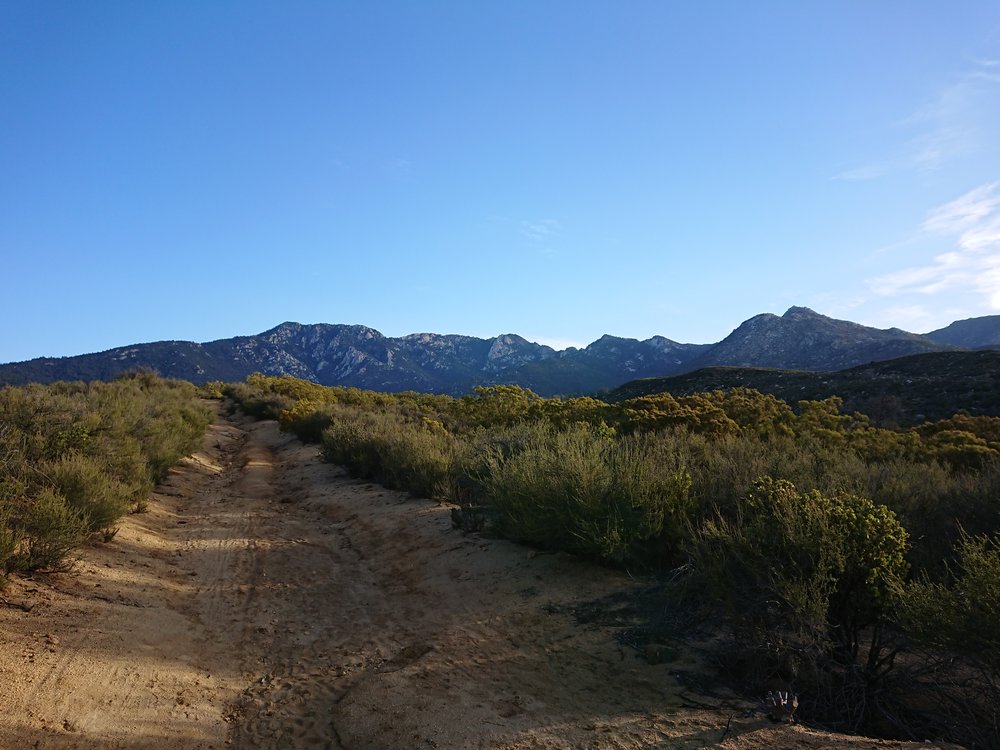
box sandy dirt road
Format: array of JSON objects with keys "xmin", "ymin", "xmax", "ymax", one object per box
[{"xmin": 0, "ymin": 408, "xmax": 957, "ymax": 749}]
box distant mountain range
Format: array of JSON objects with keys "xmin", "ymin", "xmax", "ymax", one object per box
[
  {"xmin": 2, "ymin": 307, "xmax": 999, "ymax": 397},
  {"xmin": 683, "ymin": 306, "xmax": 945, "ymax": 371},
  {"xmin": 925, "ymin": 315, "xmax": 1000, "ymax": 348}
]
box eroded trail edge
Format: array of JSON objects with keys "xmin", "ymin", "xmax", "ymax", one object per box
[{"xmin": 0, "ymin": 409, "xmax": 947, "ymax": 750}]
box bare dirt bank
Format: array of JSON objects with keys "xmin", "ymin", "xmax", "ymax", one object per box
[{"xmin": 0, "ymin": 409, "xmax": 958, "ymax": 749}]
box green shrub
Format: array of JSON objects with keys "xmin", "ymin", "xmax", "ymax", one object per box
[
  {"xmin": 689, "ymin": 477, "xmax": 908, "ymax": 665},
  {"xmin": 223, "ymin": 382, "xmax": 295, "ymax": 420},
  {"xmin": 459, "ymin": 385, "xmax": 543, "ymax": 428},
  {"xmin": 477, "ymin": 424, "xmax": 692, "ymax": 565},
  {"xmin": 44, "ymin": 454, "xmax": 131, "ymax": 533},
  {"xmin": 0, "ymin": 502, "xmax": 21, "ymax": 578},
  {"xmin": 89, "ymin": 434, "xmax": 151, "ymax": 509},
  {"xmin": 904, "ymin": 531, "xmax": 1000, "ymax": 674},
  {"xmin": 279, "ymin": 399, "xmax": 336, "ymax": 442},
  {"xmin": 378, "ymin": 422, "xmax": 457, "ymax": 500},
  {"xmin": 898, "ymin": 532, "xmax": 1000, "ymax": 747},
  {"xmin": 684, "ymin": 478, "xmax": 910, "ymax": 731},
  {"xmin": 0, "ymin": 375, "xmax": 211, "ymax": 572},
  {"xmin": 320, "ymin": 411, "xmax": 387, "ymax": 480},
  {"xmin": 15, "ymin": 489, "xmax": 89, "ymax": 572},
  {"xmin": 199, "ymin": 381, "xmax": 226, "ymax": 399},
  {"xmin": 880, "ymin": 460, "xmax": 1000, "ymax": 578},
  {"xmin": 319, "ymin": 409, "xmax": 457, "ymax": 499}
]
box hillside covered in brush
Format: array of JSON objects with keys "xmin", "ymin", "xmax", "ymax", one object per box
[{"xmin": 606, "ymin": 350, "xmax": 1000, "ymax": 425}]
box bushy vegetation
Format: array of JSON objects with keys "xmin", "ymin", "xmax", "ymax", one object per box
[
  {"xmin": 320, "ymin": 407, "xmax": 457, "ymax": 499},
  {"xmin": 905, "ymin": 531, "xmax": 1000, "ymax": 674},
  {"xmin": 692, "ymin": 478, "xmax": 908, "ymax": 658},
  {"xmin": 470, "ymin": 424, "xmax": 692, "ymax": 565},
  {"xmin": 0, "ymin": 373, "xmax": 212, "ymax": 578},
  {"xmin": 606, "ymin": 350, "xmax": 1000, "ymax": 425},
  {"xmin": 227, "ymin": 374, "xmax": 1000, "ymax": 744}
]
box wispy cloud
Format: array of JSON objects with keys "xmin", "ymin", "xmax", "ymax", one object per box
[
  {"xmin": 902, "ymin": 78, "xmax": 981, "ymax": 169},
  {"xmin": 922, "ymin": 181, "xmax": 1000, "ymax": 238},
  {"xmin": 835, "ymin": 60, "xmax": 1000, "ymax": 180},
  {"xmin": 971, "ymin": 57, "xmax": 1000, "ymax": 82},
  {"xmin": 520, "ymin": 218, "xmax": 562, "ymax": 242},
  {"xmin": 869, "ymin": 182, "xmax": 1000, "ymax": 308}
]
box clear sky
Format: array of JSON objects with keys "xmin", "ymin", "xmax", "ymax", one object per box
[{"xmin": 3, "ymin": 2, "xmax": 1000, "ymax": 362}]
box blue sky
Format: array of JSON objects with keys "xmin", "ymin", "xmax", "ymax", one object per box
[{"xmin": 3, "ymin": 2, "xmax": 1000, "ymax": 361}]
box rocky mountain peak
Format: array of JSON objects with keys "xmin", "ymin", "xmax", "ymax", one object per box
[
  {"xmin": 782, "ymin": 306, "xmax": 822, "ymax": 320},
  {"xmin": 740, "ymin": 313, "xmax": 781, "ymax": 330},
  {"xmin": 645, "ymin": 335, "xmax": 679, "ymax": 350},
  {"xmin": 586, "ymin": 334, "xmax": 630, "ymax": 351},
  {"xmin": 691, "ymin": 307, "xmax": 948, "ymax": 371},
  {"xmin": 484, "ymin": 335, "xmax": 553, "ymax": 373},
  {"xmin": 3, "ymin": 306, "xmax": 994, "ymax": 398}
]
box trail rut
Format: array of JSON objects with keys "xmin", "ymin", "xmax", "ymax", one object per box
[{"xmin": 0, "ymin": 408, "xmax": 957, "ymax": 749}]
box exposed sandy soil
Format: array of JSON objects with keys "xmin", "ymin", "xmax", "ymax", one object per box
[{"xmin": 0, "ymin": 407, "xmax": 962, "ymax": 749}]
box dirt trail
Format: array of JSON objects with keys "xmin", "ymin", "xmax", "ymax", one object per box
[{"xmin": 0, "ymin": 409, "xmax": 956, "ymax": 749}]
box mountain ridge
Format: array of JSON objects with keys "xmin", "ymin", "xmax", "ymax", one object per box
[
  {"xmin": 683, "ymin": 306, "xmax": 950, "ymax": 372},
  {"xmin": 2, "ymin": 307, "xmax": 999, "ymax": 396},
  {"xmin": 926, "ymin": 315, "xmax": 1000, "ymax": 348}
]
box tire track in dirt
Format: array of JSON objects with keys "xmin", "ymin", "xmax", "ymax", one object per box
[
  {"xmin": 0, "ymin": 411, "xmax": 247, "ymax": 749},
  {"xmin": 0, "ymin": 407, "xmax": 958, "ymax": 750},
  {"xmin": 204, "ymin": 422, "xmax": 790, "ymax": 749}
]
